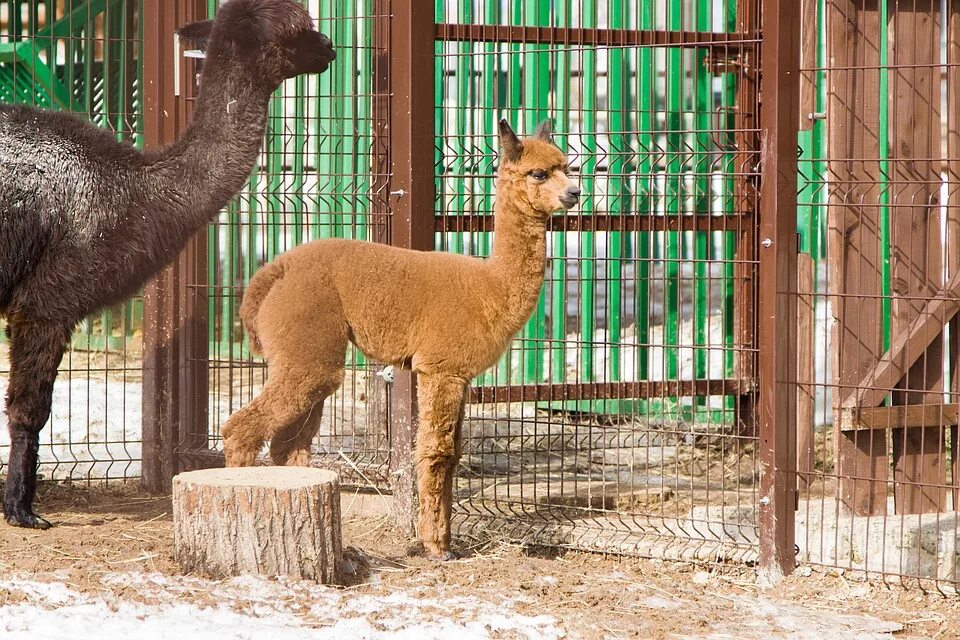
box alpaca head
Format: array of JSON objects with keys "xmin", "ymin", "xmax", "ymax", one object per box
[
  {"xmin": 177, "ymin": 0, "xmax": 336, "ymax": 89},
  {"xmin": 498, "ymin": 119, "xmax": 581, "ymax": 215}
]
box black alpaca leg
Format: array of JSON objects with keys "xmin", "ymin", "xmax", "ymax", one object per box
[
  {"xmin": 3, "ymin": 320, "xmax": 67, "ymax": 529},
  {"xmin": 5, "ymin": 430, "xmax": 47, "ymax": 528}
]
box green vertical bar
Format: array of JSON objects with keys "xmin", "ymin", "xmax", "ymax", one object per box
[
  {"xmin": 664, "ymin": 0, "xmax": 682, "ymax": 390},
  {"xmin": 478, "ymin": 0, "xmax": 499, "ymax": 386},
  {"xmin": 878, "ymin": 0, "xmax": 891, "ymax": 353},
  {"xmin": 315, "ymin": 0, "xmax": 332, "ymax": 241},
  {"xmin": 265, "ymin": 92, "xmax": 284, "ymax": 261},
  {"xmin": 635, "ymin": 0, "xmax": 654, "ymax": 384},
  {"xmin": 606, "ymin": 0, "xmax": 628, "ymax": 385},
  {"xmin": 499, "ymin": 0, "xmax": 525, "ymax": 384},
  {"xmin": 693, "ymin": 0, "xmax": 712, "ymax": 415},
  {"xmin": 723, "ymin": 0, "xmax": 737, "ymax": 416},
  {"xmin": 578, "ymin": 1, "xmax": 598, "ymax": 384},
  {"xmin": 291, "ymin": 75, "xmax": 306, "ymax": 248},
  {"xmin": 450, "ymin": 0, "xmax": 466, "ymax": 254},
  {"xmin": 521, "ymin": 0, "xmax": 549, "ymax": 384},
  {"xmin": 550, "ymin": 0, "xmax": 572, "ymax": 385}
]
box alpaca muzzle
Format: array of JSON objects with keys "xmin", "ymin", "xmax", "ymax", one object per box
[{"xmin": 560, "ymin": 186, "xmax": 581, "ymax": 209}]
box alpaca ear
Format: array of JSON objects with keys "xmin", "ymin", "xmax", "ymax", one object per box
[
  {"xmin": 534, "ymin": 119, "xmax": 553, "ymax": 142},
  {"xmin": 499, "ymin": 119, "xmax": 523, "ymax": 163},
  {"xmin": 177, "ymin": 20, "xmax": 214, "ymax": 49}
]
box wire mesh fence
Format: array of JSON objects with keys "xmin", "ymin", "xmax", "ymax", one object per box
[
  {"xmin": 428, "ymin": 0, "xmax": 765, "ymax": 563},
  {"xmin": 9, "ymin": 0, "xmax": 960, "ymax": 589},
  {"xmin": 795, "ymin": 0, "xmax": 960, "ymax": 587},
  {"xmin": 198, "ymin": 0, "xmax": 393, "ymax": 488},
  {"xmin": 0, "ymin": 0, "xmax": 143, "ymax": 481}
]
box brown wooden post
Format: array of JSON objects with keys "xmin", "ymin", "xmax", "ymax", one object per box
[
  {"xmin": 141, "ymin": 0, "xmax": 209, "ymax": 492},
  {"xmin": 734, "ymin": 0, "xmax": 759, "ymax": 437},
  {"xmin": 388, "ymin": 0, "xmax": 436, "ymax": 536},
  {"xmin": 888, "ymin": 0, "xmax": 946, "ymax": 514},
  {"xmin": 799, "ymin": 0, "xmax": 818, "ymax": 132},
  {"xmin": 758, "ymin": 0, "xmax": 800, "ymax": 583},
  {"xmin": 828, "ymin": 0, "xmax": 888, "ymax": 516},
  {"xmin": 948, "ymin": 0, "xmax": 960, "ymax": 508}
]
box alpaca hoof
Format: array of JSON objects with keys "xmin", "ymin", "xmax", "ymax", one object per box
[{"xmin": 5, "ymin": 510, "xmax": 51, "ymax": 530}]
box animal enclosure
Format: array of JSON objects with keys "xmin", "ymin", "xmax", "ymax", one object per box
[{"xmin": 1, "ymin": 0, "xmax": 959, "ymax": 588}]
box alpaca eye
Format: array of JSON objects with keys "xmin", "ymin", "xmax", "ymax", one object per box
[{"xmin": 530, "ymin": 170, "xmax": 548, "ymax": 181}]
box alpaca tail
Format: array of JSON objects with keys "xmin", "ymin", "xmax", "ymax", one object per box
[{"xmin": 240, "ymin": 259, "xmax": 284, "ymax": 355}]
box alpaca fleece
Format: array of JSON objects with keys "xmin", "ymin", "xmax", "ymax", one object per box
[
  {"xmin": 0, "ymin": 0, "xmax": 334, "ymax": 529},
  {"xmin": 222, "ymin": 120, "xmax": 581, "ymax": 559}
]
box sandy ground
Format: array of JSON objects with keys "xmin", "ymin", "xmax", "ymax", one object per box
[{"xmin": 0, "ymin": 482, "xmax": 954, "ymax": 640}]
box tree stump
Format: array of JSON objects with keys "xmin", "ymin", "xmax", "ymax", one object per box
[{"xmin": 173, "ymin": 467, "xmax": 342, "ymax": 583}]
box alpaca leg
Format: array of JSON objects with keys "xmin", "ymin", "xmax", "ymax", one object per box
[
  {"xmin": 224, "ymin": 279, "xmax": 346, "ymax": 467},
  {"xmin": 222, "ymin": 368, "xmax": 338, "ymax": 467},
  {"xmin": 3, "ymin": 320, "xmax": 69, "ymax": 529},
  {"xmin": 414, "ymin": 373, "xmax": 467, "ymax": 559},
  {"xmin": 269, "ymin": 398, "xmax": 326, "ymax": 467}
]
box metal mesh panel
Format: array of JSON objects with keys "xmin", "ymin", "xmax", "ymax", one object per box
[
  {"xmin": 0, "ymin": 0, "xmax": 143, "ymax": 481},
  {"xmin": 433, "ymin": 0, "xmax": 764, "ymax": 562},
  {"xmin": 199, "ymin": 0, "xmax": 392, "ymax": 488},
  {"xmin": 797, "ymin": 0, "xmax": 960, "ymax": 587}
]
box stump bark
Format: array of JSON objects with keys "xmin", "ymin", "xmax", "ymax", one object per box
[{"xmin": 173, "ymin": 467, "xmax": 342, "ymax": 583}]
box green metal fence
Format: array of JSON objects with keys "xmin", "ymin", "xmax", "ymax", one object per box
[
  {"xmin": 433, "ymin": 0, "xmax": 749, "ymax": 425},
  {"xmin": 0, "ymin": 0, "xmax": 826, "ymax": 430}
]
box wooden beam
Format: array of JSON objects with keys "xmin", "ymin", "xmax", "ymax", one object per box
[
  {"xmin": 829, "ymin": 0, "xmax": 887, "ymax": 516},
  {"xmin": 839, "ymin": 404, "xmax": 960, "ymax": 432},
  {"xmin": 888, "ymin": 1, "xmax": 946, "ymax": 515},
  {"xmin": 842, "ymin": 269, "xmax": 960, "ymax": 411},
  {"xmin": 799, "ymin": 0, "xmax": 818, "ymax": 130},
  {"xmin": 948, "ymin": 0, "xmax": 960, "ymax": 511}
]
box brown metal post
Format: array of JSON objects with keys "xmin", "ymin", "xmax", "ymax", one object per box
[
  {"xmin": 388, "ymin": 0, "xmax": 436, "ymax": 535},
  {"xmin": 757, "ymin": 0, "xmax": 800, "ymax": 584},
  {"xmin": 141, "ymin": 0, "xmax": 209, "ymax": 492},
  {"xmin": 734, "ymin": 0, "xmax": 759, "ymax": 437}
]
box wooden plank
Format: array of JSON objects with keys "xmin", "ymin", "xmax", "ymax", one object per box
[
  {"xmin": 842, "ymin": 270, "xmax": 960, "ymax": 411},
  {"xmin": 888, "ymin": 2, "xmax": 947, "ymax": 514},
  {"xmin": 797, "ymin": 253, "xmax": 815, "ymax": 490},
  {"xmin": 839, "ymin": 404, "xmax": 960, "ymax": 431},
  {"xmin": 949, "ymin": 0, "xmax": 960, "ymax": 510},
  {"xmin": 799, "ymin": 0, "xmax": 818, "ymax": 130},
  {"xmin": 828, "ymin": 0, "xmax": 887, "ymax": 516}
]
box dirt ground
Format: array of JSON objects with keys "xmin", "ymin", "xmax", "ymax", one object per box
[{"xmin": 0, "ymin": 481, "xmax": 954, "ymax": 639}]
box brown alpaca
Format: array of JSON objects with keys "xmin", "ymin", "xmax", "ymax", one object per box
[{"xmin": 222, "ymin": 120, "xmax": 579, "ymax": 558}]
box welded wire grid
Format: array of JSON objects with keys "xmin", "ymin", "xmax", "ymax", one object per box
[
  {"xmin": 434, "ymin": 0, "xmax": 763, "ymax": 562},
  {"xmin": 796, "ymin": 0, "xmax": 960, "ymax": 587},
  {"xmin": 202, "ymin": 0, "xmax": 393, "ymax": 487},
  {"xmin": 0, "ymin": 0, "xmax": 143, "ymax": 481}
]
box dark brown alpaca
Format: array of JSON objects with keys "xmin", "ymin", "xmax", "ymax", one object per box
[{"xmin": 0, "ymin": 0, "xmax": 334, "ymax": 529}]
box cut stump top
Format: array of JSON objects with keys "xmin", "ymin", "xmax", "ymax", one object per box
[{"xmin": 173, "ymin": 467, "xmax": 339, "ymax": 490}]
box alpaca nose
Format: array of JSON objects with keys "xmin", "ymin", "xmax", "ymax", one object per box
[
  {"xmin": 320, "ymin": 33, "xmax": 336, "ymax": 59},
  {"xmin": 566, "ymin": 186, "xmax": 581, "ymax": 199}
]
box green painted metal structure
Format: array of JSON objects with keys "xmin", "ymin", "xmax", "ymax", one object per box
[{"xmin": 0, "ymin": 0, "xmax": 833, "ymax": 426}]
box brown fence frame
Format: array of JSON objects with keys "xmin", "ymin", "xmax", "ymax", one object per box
[{"xmin": 139, "ymin": 0, "xmax": 803, "ymax": 582}]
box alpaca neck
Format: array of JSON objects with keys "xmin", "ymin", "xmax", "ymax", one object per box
[
  {"xmin": 487, "ymin": 177, "xmax": 549, "ymax": 333},
  {"xmin": 137, "ymin": 56, "xmax": 275, "ymax": 261}
]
